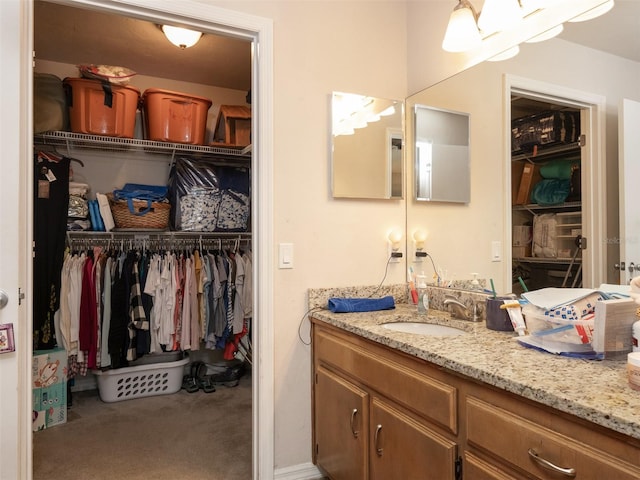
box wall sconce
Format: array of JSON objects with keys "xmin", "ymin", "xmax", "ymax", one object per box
[
  {"xmin": 412, "ymin": 229, "xmax": 428, "ymax": 260},
  {"xmin": 569, "ymin": 0, "xmax": 614, "ymax": 22},
  {"xmin": 387, "ymin": 228, "xmax": 403, "ymax": 262},
  {"xmin": 161, "ymin": 25, "xmax": 203, "ymax": 49}
]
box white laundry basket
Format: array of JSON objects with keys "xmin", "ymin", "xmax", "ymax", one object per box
[{"xmin": 92, "ymin": 357, "xmax": 189, "ymax": 403}]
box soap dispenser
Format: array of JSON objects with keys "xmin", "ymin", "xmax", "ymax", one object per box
[{"xmin": 471, "ymin": 273, "xmax": 481, "ymax": 291}]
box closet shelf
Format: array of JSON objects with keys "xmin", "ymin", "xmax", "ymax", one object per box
[
  {"xmin": 34, "ymin": 131, "xmax": 251, "ymax": 162},
  {"xmin": 67, "ymin": 230, "xmax": 251, "ymax": 240},
  {"xmin": 511, "ymin": 141, "xmax": 581, "ymax": 164}
]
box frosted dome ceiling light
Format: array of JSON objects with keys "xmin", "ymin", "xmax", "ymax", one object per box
[
  {"xmin": 525, "ymin": 24, "xmax": 563, "ymax": 43},
  {"xmin": 162, "ymin": 25, "xmax": 203, "ymax": 49}
]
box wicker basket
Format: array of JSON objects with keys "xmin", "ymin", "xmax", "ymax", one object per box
[{"xmin": 107, "ymin": 192, "xmax": 170, "ymax": 230}]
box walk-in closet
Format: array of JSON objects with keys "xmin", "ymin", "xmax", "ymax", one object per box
[{"xmin": 32, "ymin": 2, "xmax": 254, "ymax": 478}]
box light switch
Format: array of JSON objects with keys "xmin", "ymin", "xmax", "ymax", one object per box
[
  {"xmin": 491, "ymin": 241, "xmax": 502, "ymax": 262},
  {"xmin": 279, "ymin": 243, "xmax": 294, "ymax": 269}
]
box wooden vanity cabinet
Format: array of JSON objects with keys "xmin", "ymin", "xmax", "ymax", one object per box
[
  {"xmin": 312, "ymin": 320, "xmax": 459, "ymax": 480},
  {"xmin": 311, "ymin": 318, "xmax": 640, "ymax": 480}
]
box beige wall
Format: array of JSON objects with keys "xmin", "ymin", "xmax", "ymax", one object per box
[{"xmin": 209, "ymin": 0, "xmax": 409, "ymax": 471}]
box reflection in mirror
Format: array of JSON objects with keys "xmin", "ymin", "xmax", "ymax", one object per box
[
  {"xmin": 414, "ymin": 105, "xmax": 470, "ymax": 203},
  {"xmin": 331, "ymin": 92, "xmax": 404, "ymax": 199}
]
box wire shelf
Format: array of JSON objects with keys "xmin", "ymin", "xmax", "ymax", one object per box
[{"xmin": 34, "ymin": 131, "xmax": 251, "ymax": 161}]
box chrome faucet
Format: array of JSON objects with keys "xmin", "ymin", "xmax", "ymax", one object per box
[{"xmin": 444, "ymin": 296, "xmax": 481, "ymax": 322}]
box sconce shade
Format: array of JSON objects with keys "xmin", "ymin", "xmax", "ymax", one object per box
[
  {"xmin": 162, "ymin": 25, "xmax": 203, "ymax": 49},
  {"xmin": 487, "ymin": 45, "xmax": 520, "ymax": 61},
  {"xmin": 569, "ymin": 0, "xmax": 614, "ymax": 22},
  {"xmin": 442, "ymin": 0, "xmax": 482, "ymax": 52},
  {"xmin": 478, "ymin": 0, "xmax": 523, "ymax": 34},
  {"xmin": 525, "ymin": 24, "xmax": 563, "ymax": 43}
]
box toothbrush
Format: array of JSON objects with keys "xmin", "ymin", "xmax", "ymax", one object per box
[{"xmin": 408, "ymin": 267, "xmax": 418, "ymax": 304}]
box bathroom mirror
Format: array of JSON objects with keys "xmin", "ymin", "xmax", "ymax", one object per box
[
  {"xmin": 331, "ymin": 92, "xmax": 404, "ymax": 199},
  {"xmin": 414, "ymin": 105, "xmax": 470, "ymax": 203},
  {"xmin": 405, "ymin": 1, "xmax": 638, "ymax": 293}
]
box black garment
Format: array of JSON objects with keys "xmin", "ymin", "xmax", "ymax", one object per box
[{"xmin": 33, "ymin": 153, "xmax": 70, "ymax": 350}]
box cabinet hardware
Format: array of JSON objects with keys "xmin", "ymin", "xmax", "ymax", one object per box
[
  {"xmin": 455, "ymin": 457, "xmax": 463, "ymax": 480},
  {"xmin": 528, "ymin": 448, "xmax": 576, "ymax": 477},
  {"xmin": 374, "ymin": 424, "xmax": 383, "ymax": 456},
  {"xmin": 350, "ymin": 408, "xmax": 359, "ymax": 438}
]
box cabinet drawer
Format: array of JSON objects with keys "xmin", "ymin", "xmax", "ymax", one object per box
[
  {"xmin": 466, "ymin": 396, "xmax": 640, "ymax": 480},
  {"xmin": 464, "ymin": 451, "xmax": 519, "ymax": 480},
  {"xmin": 315, "ymin": 327, "xmax": 457, "ymax": 434}
]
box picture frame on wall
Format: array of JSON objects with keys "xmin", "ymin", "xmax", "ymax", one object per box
[{"xmin": 0, "ymin": 323, "xmax": 15, "ymax": 354}]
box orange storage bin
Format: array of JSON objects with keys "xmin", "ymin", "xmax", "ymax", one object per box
[
  {"xmin": 63, "ymin": 77, "xmax": 140, "ymax": 138},
  {"xmin": 142, "ymin": 88, "xmax": 212, "ymax": 145}
]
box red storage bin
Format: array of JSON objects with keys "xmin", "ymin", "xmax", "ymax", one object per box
[
  {"xmin": 63, "ymin": 77, "xmax": 140, "ymax": 138},
  {"xmin": 142, "ymin": 88, "xmax": 212, "ymax": 145}
]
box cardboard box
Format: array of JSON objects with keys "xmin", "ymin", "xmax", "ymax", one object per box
[
  {"xmin": 512, "ymin": 245, "xmax": 532, "ymax": 258},
  {"xmin": 515, "ymin": 163, "xmax": 542, "ymax": 205},
  {"xmin": 212, "ymin": 105, "xmax": 251, "ymax": 147},
  {"xmin": 32, "ymin": 347, "xmax": 67, "ymax": 431}
]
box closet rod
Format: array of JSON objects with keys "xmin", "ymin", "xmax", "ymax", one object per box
[{"xmin": 66, "ymin": 231, "xmax": 251, "ymax": 241}]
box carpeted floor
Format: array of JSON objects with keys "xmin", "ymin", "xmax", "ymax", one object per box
[{"xmin": 33, "ymin": 373, "xmax": 252, "ymax": 480}]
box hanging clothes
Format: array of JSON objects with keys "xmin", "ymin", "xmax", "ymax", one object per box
[{"xmin": 33, "ymin": 152, "xmax": 70, "ymax": 349}]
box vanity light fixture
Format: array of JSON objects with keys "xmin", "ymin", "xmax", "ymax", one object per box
[
  {"xmin": 412, "ymin": 229, "xmax": 428, "ymax": 259},
  {"xmin": 441, "ymin": 0, "xmax": 615, "ymax": 57},
  {"xmin": 161, "ymin": 25, "xmax": 203, "ymax": 49},
  {"xmin": 387, "ymin": 228, "xmax": 404, "ymax": 261}
]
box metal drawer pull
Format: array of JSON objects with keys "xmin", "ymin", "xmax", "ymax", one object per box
[
  {"xmin": 528, "ymin": 448, "xmax": 576, "ymax": 477},
  {"xmin": 350, "ymin": 408, "xmax": 359, "ymax": 438},
  {"xmin": 374, "ymin": 424, "xmax": 383, "ymax": 456}
]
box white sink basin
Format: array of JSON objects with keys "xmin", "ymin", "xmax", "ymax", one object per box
[{"xmin": 381, "ymin": 322, "xmax": 467, "ymax": 336}]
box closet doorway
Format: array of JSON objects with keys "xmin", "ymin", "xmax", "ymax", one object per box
[
  {"xmin": 28, "ymin": 1, "xmax": 274, "ymax": 478},
  {"xmin": 504, "ymin": 75, "xmax": 607, "ymax": 292}
]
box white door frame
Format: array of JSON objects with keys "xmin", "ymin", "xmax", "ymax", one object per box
[
  {"xmin": 23, "ymin": 1, "xmax": 274, "ymax": 478},
  {"xmin": 503, "ymin": 74, "xmax": 607, "ymax": 289}
]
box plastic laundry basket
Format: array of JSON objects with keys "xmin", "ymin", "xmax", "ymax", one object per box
[{"xmin": 92, "ymin": 357, "xmax": 189, "ymax": 403}]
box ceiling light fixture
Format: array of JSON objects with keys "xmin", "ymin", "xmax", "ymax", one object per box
[
  {"xmin": 568, "ymin": 0, "xmax": 614, "ymax": 22},
  {"xmin": 161, "ymin": 25, "xmax": 203, "ymax": 49}
]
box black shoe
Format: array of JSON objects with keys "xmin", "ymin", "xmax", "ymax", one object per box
[{"xmin": 210, "ymin": 363, "xmax": 245, "ymax": 387}]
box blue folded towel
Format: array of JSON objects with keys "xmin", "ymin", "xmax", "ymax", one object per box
[{"xmin": 327, "ymin": 296, "xmax": 395, "ymax": 313}]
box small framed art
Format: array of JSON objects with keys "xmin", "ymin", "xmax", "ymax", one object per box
[{"xmin": 0, "ymin": 323, "xmax": 15, "ymax": 354}]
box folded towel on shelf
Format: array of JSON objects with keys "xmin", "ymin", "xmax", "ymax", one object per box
[{"xmin": 328, "ymin": 296, "xmax": 395, "ymax": 313}]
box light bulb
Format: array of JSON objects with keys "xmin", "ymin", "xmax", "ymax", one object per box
[
  {"xmin": 388, "ymin": 228, "xmax": 402, "ymax": 247},
  {"xmin": 412, "ymin": 229, "xmax": 428, "ymax": 250}
]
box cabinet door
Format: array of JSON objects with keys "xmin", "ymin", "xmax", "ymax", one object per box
[
  {"xmin": 370, "ymin": 397, "xmax": 457, "ymax": 480},
  {"xmin": 315, "ymin": 366, "xmax": 368, "ymax": 480}
]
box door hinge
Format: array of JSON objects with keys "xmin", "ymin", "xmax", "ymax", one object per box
[
  {"xmin": 577, "ymin": 236, "xmax": 587, "ymax": 250},
  {"xmin": 18, "ymin": 288, "xmax": 25, "ymax": 306},
  {"xmin": 579, "ymin": 134, "xmax": 586, "ymax": 147},
  {"xmin": 455, "ymin": 456, "xmax": 463, "ymax": 480}
]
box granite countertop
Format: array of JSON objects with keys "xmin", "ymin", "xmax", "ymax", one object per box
[{"xmin": 311, "ymin": 303, "xmax": 640, "ymax": 441}]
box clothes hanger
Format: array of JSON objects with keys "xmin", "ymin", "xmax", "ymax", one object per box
[{"xmin": 35, "ymin": 144, "xmax": 85, "ymax": 167}]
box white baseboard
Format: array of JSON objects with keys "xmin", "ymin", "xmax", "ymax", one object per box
[{"xmin": 274, "ymin": 462, "xmax": 325, "ymax": 480}]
